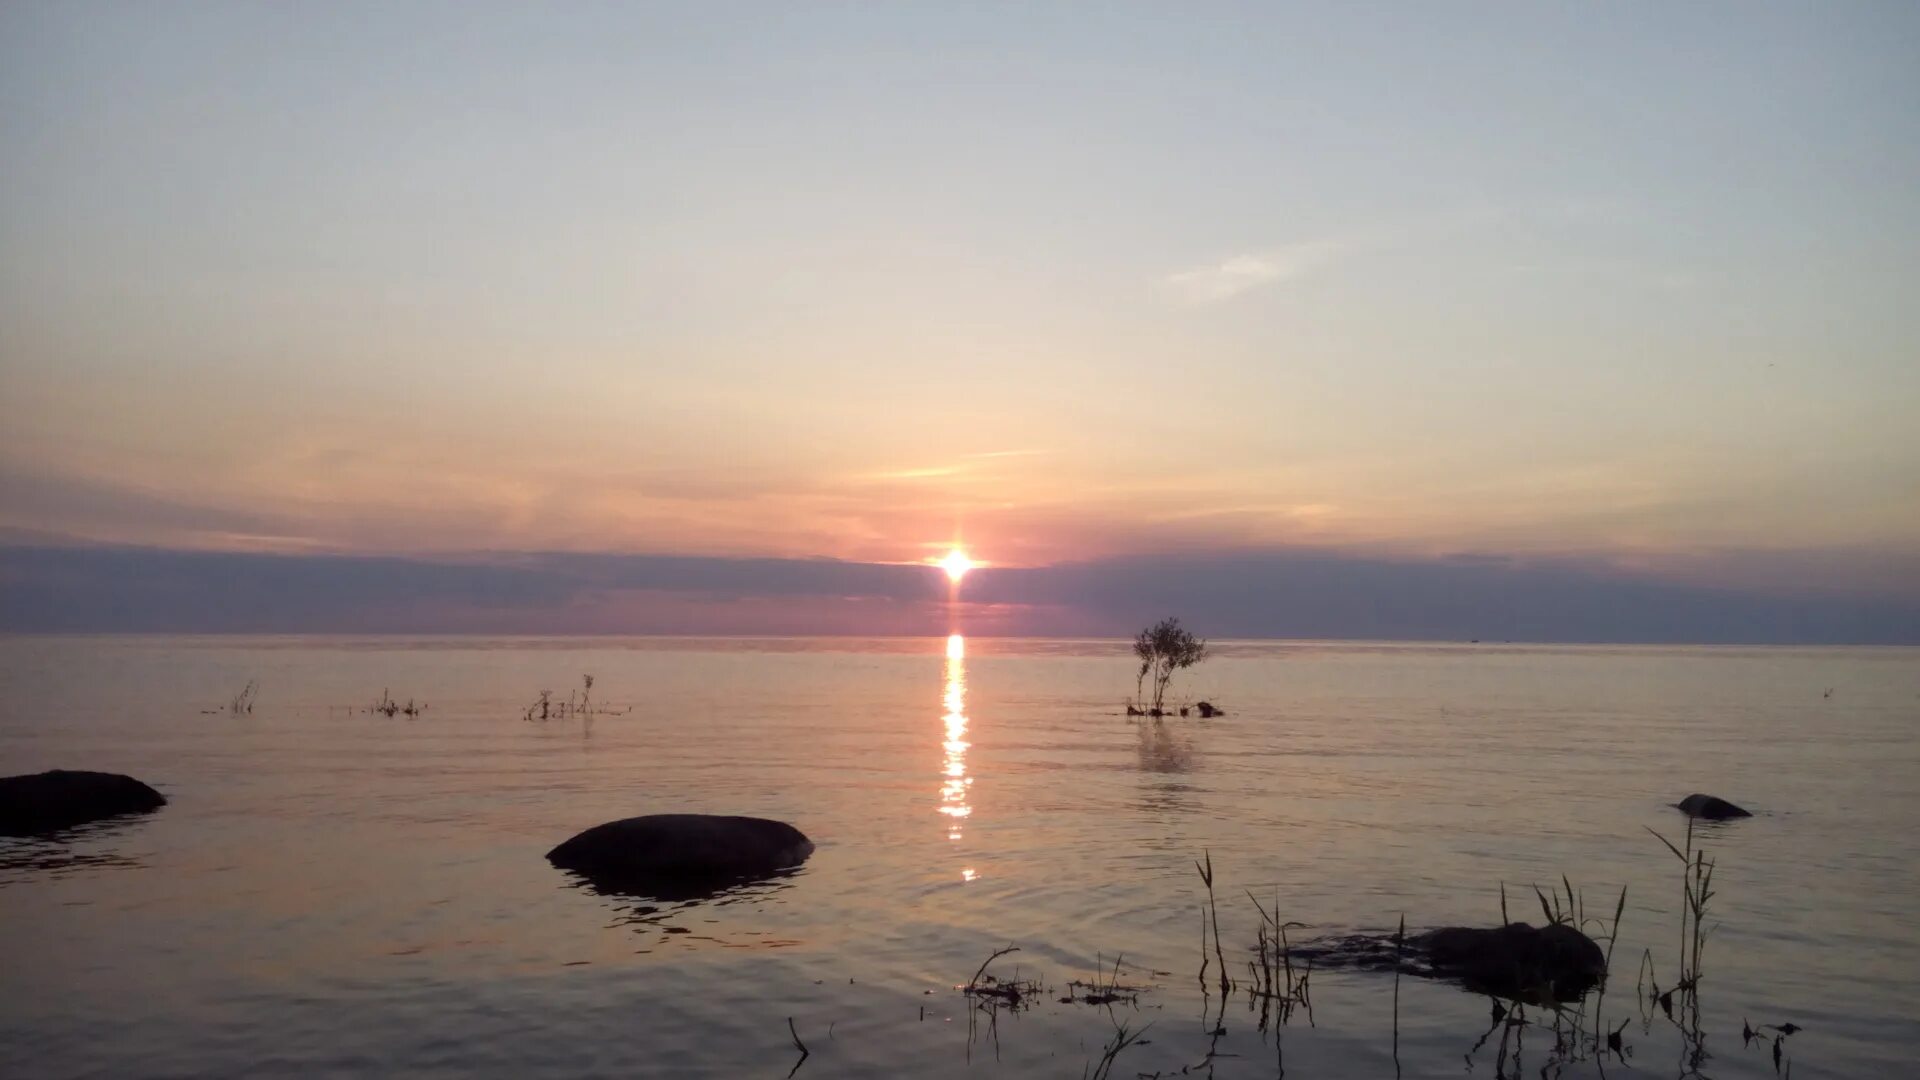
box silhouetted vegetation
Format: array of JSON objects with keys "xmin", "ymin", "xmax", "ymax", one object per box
[
  {"xmin": 1643, "ymin": 816, "xmax": 1729, "ymax": 1075},
  {"xmin": 919, "ymin": 829, "xmax": 1808, "ymax": 1080},
  {"xmin": 1082, "ymin": 1018, "xmax": 1150, "ymax": 1080},
  {"xmin": 369, "ymin": 689, "xmax": 422, "ymax": 718},
  {"xmin": 962, "ymin": 944, "xmax": 1041, "ymax": 1009},
  {"xmin": 1059, "ymin": 953, "xmax": 1149, "ymax": 1006},
  {"xmin": 1127, "ymin": 617, "xmax": 1210, "ymax": 716},
  {"xmin": 784, "ymin": 1016, "xmax": 809, "ymax": 1078},
  {"xmin": 524, "ymin": 674, "xmax": 625, "ymax": 722},
  {"xmin": 201, "ymin": 679, "xmax": 259, "ymax": 715}
]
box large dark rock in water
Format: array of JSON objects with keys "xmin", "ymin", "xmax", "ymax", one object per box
[
  {"xmin": 1285, "ymin": 921, "xmax": 1608, "ymax": 1004},
  {"xmin": 0, "ymin": 770, "xmax": 166, "ymax": 836},
  {"xmin": 1674, "ymin": 793, "xmax": 1751, "ymax": 820},
  {"xmin": 1416, "ymin": 922, "xmax": 1607, "ymax": 1001},
  {"xmin": 548, "ymin": 814, "xmax": 814, "ymax": 898}
]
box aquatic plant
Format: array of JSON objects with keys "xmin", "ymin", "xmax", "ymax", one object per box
[
  {"xmin": 201, "ymin": 679, "xmax": 259, "ymax": 715},
  {"xmin": 923, "ymin": 841, "xmax": 1802, "ymax": 1080},
  {"xmin": 522, "ymin": 674, "xmax": 620, "ymax": 722},
  {"xmin": 369, "ymin": 689, "xmax": 422, "ymax": 718},
  {"xmin": 960, "ymin": 943, "xmax": 1045, "ymax": 1062},
  {"xmin": 1081, "ymin": 1018, "xmax": 1150, "ymax": 1080},
  {"xmin": 1645, "ymin": 817, "xmax": 1723, "ymax": 1074},
  {"xmin": 784, "ymin": 1017, "xmax": 808, "ymax": 1078},
  {"xmin": 1060, "ymin": 953, "xmax": 1148, "ymax": 1006},
  {"xmin": 1242, "ymin": 884, "xmax": 1314, "ymax": 1030},
  {"xmin": 962, "ymin": 943, "xmax": 1040, "ymax": 1008}
]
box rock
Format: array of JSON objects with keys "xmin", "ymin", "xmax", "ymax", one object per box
[
  {"xmin": 1284, "ymin": 920, "xmax": 1609, "ymax": 1003},
  {"xmin": 1415, "ymin": 922, "xmax": 1607, "ymax": 1001},
  {"xmin": 547, "ymin": 813, "xmax": 813, "ymax": 897},
  {"xmin": 0, "ymin": 769, "xmax": 167, "ymax": 836},
  {"xmin": 1674, "ymin": 793, "xmax": 1752, "ymax": 820}
]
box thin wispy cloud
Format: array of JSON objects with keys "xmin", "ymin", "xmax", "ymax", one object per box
[
  {"xmin": 961, "ymin": 448, "xmax": 1048, "ymax": 460},
  {"xmin": 1163, "ymin": 239, "xmax": 1354, "ymax": 305},
  {"xmin": 1160, "ymin": 204, "xmax": 1601, "ymax": 307},
  {"xmin": 864, "ymin": 450, "xmax": 1048, "ymax": 482},
  {"xmin": 867, "ymin": 464, "xmax": 966, "ymax": 481}
]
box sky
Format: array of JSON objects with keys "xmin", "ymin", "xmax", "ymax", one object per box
[{"xmin": 2, "ymin": 3, "xmax": 1917, "ymax": 640}]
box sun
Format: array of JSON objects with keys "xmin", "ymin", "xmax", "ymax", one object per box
[{"xmin": 939, "ymin": 548, "xmax": 975, "ymax": 583}]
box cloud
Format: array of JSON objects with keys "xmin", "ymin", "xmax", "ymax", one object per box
[
  {"xmin": 1163, "ymin": 240, "xmax": 1353, "ymax": 305},
  {"xmin": 4, "ymin": 542, "xmax": 1915, "ymax": 643},
  {"xmin": 961, "ymin": 449, "xmax": 1048, "ymax": 460},
  {"xmin": 1161, "ymin": 201, "xmax": 1626, "ymax": 307},
  {"xmin": 866, "ymin": 464, "xmax": 966, "ymax": 481}
]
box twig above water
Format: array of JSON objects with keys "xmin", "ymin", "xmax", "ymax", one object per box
[{"xmin": 784, "ymin": 1016, "xmax": 808, "ymax": 1078}]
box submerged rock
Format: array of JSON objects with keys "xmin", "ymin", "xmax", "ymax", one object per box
[
  {"xmin": 1289, "ymin": 921, "xmax": 1608, "ymax": 1003},
  {"xmin": 1416, "ymin": 922, "xmax": 1607, "ymax": 1001},
  {"xmin": 547, "ymin": 814, "xmax": 813, "ymax": 897},
  {"xmin": 0, "ymin": 769, "xmax": 167, "ymax": 836},
  {"xmin": 1674, "ymin": 793, "xmax": 1752, "ymax": 820}
]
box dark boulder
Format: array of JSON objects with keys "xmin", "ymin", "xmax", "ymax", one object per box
[
  {"xmin": 1674, "ymin": 793, "xmax": 1751, "ymax": 820},
  {"xmin": 1285, "ymin": 921, "xmax": 1609, "ymax": 1004},
  {"xmin": 0, "ymin": 770, "xmax": 167, "ymax": 836},
  {"xmin": 1415, "ymin": 922, "xmax": 1607, "ymax": 1001},
  {"xmin": 548, "ymin": 814, "xmax": 813, "ymax": 897}
]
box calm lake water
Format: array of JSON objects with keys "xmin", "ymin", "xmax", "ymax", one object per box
[{"xmin": 1, "ymin": 635, "xmax": 1916, "ymax": 1078}]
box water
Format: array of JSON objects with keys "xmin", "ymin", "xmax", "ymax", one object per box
[{"xmin": 1, "ymin": 636, "xmax": 1915, "ymax": 1078}]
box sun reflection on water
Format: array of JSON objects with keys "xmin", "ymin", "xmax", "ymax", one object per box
[{"xmin": 939, "ymin": 634, "xmax": 972, "ymax": 856}]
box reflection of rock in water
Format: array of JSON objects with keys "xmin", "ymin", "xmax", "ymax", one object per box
[
  {"xmin": 558, "ymin": 863, "xmax": 803, "ymax": 905},
  {"xmin": 1287, "ymin": 922, "xmax": 1606, "ymax": 1004},
  {"xmin": 1136, "ymin": 719, "xmax": 1193, "ymax": 773},
  {"xmin": 0, "ymin": 816, "xmax": 152, "ymax": 885},
  {"xmin": 0, "ymin": 841, "xmax": 144, "ymax": 882},
  {"xmin": 563, "ymin": 868, "xmax": 804, "ymax": 949}
]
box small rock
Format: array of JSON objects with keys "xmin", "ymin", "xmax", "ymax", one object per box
[{"xmin": 1674, "ymin": 793, "xmax": 1752, "ymax": 820}]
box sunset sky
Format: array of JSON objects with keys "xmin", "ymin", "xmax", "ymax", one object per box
[{"xmin": 3, "ymin": 4, "xmax": 1916, "ymax": 639}]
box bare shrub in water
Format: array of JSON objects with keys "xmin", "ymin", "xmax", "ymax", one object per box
[{"xmin": 1131, "ymin": 618, "xmax": 1209, "ymax": 716}]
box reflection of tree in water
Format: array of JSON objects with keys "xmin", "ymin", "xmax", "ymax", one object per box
[
  {"xmin": 1134, "ymin": 720, "xmax": 1197, "ymax": 822},
  {"xmin": 1135, "ymin": 719, "xmax": 1193, "ymax": 774},
  {"xmin": 1136, "ymin": 780, "xmax": 1197, "ymax": 823}
]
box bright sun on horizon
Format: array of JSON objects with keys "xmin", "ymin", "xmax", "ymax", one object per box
[{"xmin": 939, "ymin": 548, "xmax": 975, "ymax": 583}]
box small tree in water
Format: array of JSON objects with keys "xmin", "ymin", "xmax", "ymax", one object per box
[{"xmin": 1132, "ymin": 617, "xmax": 1209, "ymax": 715}]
